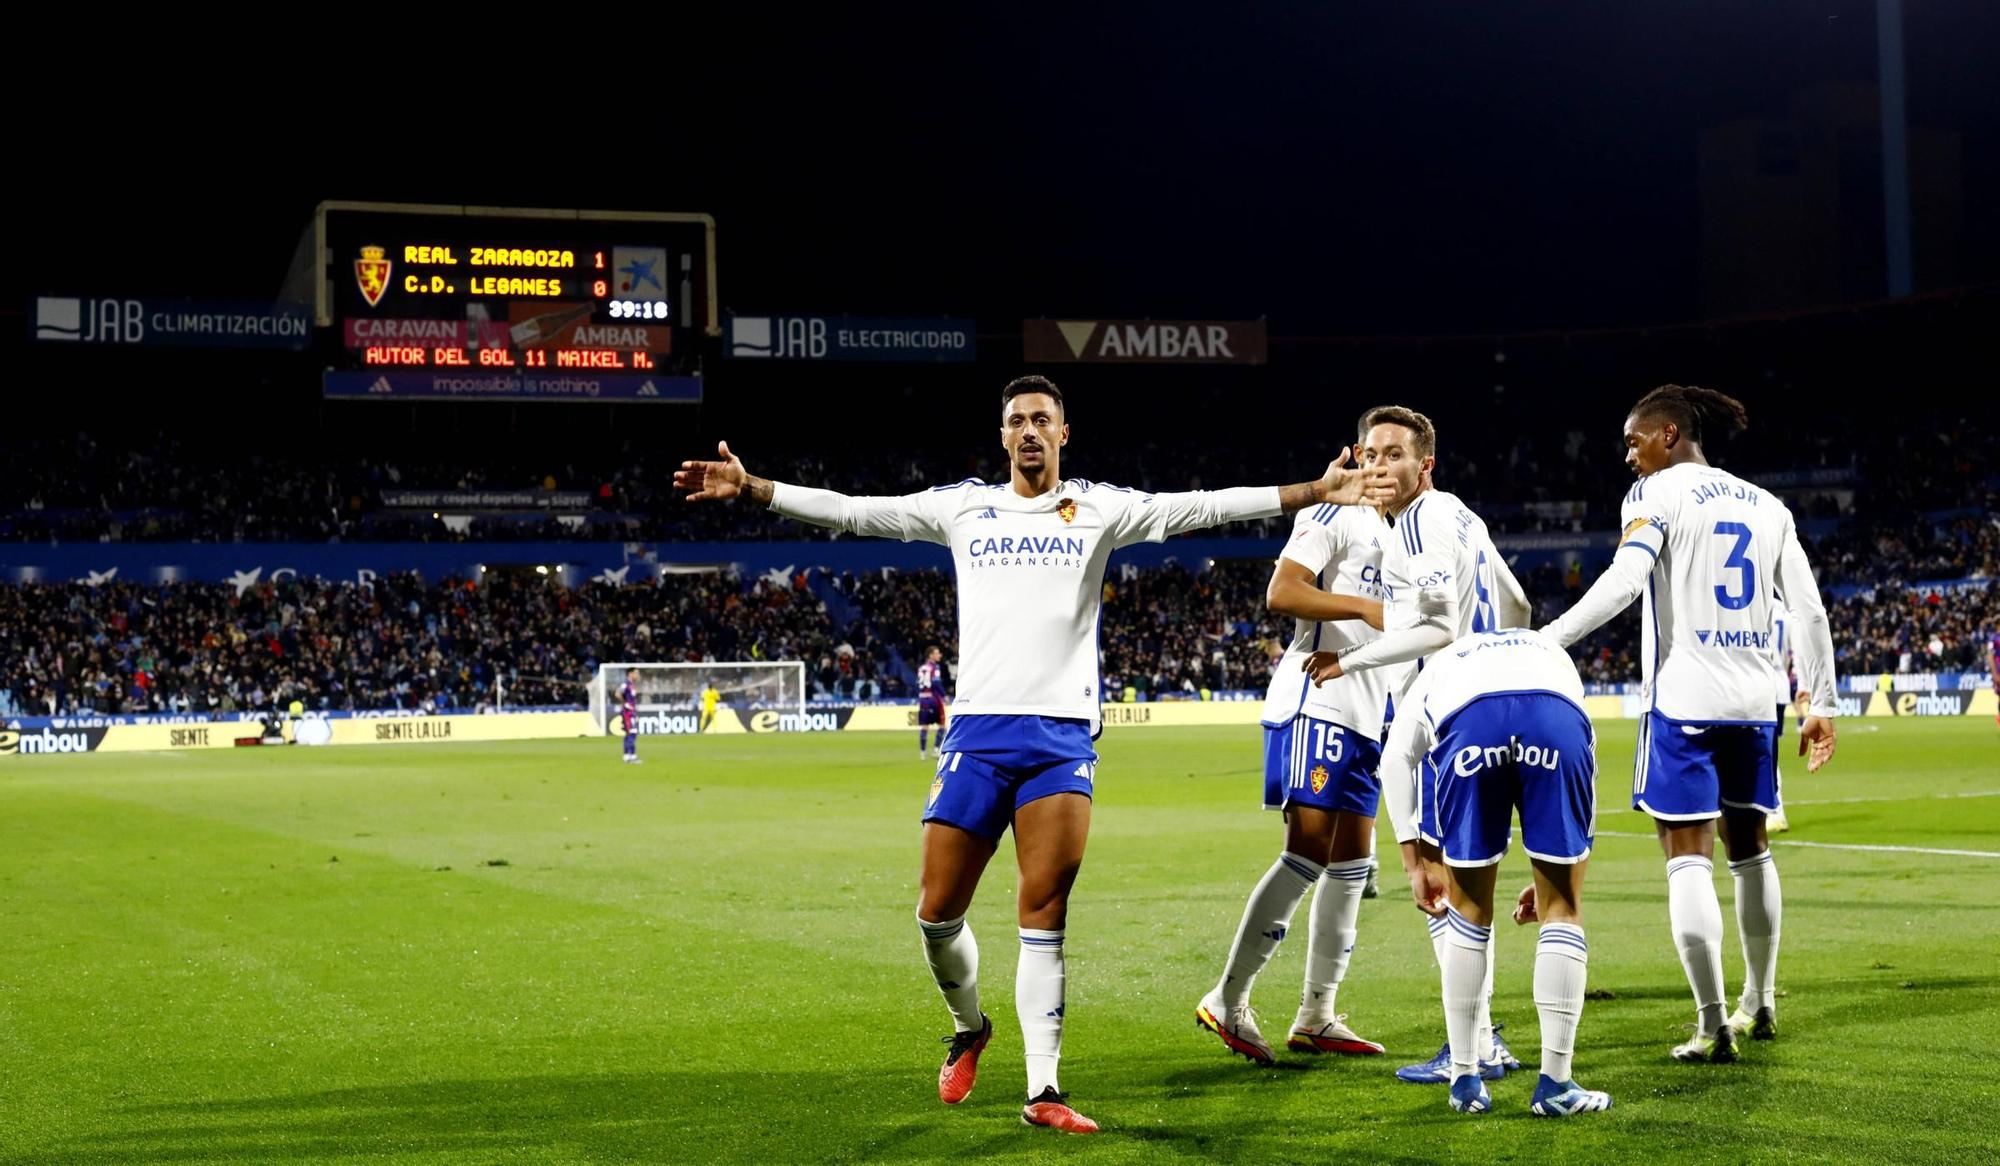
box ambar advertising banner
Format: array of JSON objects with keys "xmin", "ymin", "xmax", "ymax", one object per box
[{"xmin": 1023, "ymin": 319, "xmax": 1267, "ymax": 365}]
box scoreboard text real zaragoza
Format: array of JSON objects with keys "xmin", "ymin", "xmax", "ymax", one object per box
[{"xmin": 301, "ymin": 202, "xmax": 717, "ymax": 373}]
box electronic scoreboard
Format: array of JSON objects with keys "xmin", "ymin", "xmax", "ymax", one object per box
[{"xmin": 291, "ymin": 202, "xmax": 715, "ymax": 402}]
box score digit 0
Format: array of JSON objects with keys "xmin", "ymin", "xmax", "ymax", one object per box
[{"xmin": 594, "ymin": 279, "xmax": 608, "ymax": 297}]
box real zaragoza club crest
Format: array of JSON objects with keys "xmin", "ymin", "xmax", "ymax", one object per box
[
  {"xmin": 1309, "ymin": 763, "xmax": 1330, "ymax": 795},
  {"xmin": 355, "ymin": 245, "xmax": 391, "ymax": 307},
  {"xmin": 1056, "ymin": 498, "xmax": 1078, "ymax": 524}
]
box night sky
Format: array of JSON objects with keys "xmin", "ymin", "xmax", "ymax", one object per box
[{"xmin": 14, "ymin": 1, "xmax": 1998, "ymax": 342}]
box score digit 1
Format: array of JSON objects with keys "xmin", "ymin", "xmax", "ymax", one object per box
[{"xmin": 594, "ymin": 251, "xmax": 605, "ymax": 269}]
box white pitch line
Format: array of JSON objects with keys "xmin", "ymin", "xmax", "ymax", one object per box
[
  {"xmin": 1778, "ymin": 790, "xmax": 2000, "ymax": 808},
  {"xmin": 1606, "ymin": 790, "xmax": 2000, "ymax": 810},
  {"xmin": 1592, "ymin": 830, "xmax": 2000, "ymax": 860}
]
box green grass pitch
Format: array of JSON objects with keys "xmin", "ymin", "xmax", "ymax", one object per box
[{"xmin": 3, "ymin": 718, "xmax": 1997, "ymax": 1164}]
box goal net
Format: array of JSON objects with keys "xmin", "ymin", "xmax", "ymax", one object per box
[{"xmin": 588, "ymin": 661, "xmax": 807, "ymax": 735}]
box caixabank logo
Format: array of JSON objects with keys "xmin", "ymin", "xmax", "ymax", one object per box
[{"xmin": 0, "ymin": 725, "xmax": 111, "ymax": 755}]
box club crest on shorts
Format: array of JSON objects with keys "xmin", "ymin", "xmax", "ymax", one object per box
[
  {"xmin": 1309, "ymin": 763, "xmax": 1330, "ymax": 795},
  {"xmin": 927, "ymin": 774, "xmax": 945, "ymax": 808},
  {"xmin": 355, "ymin": 245, "xmax": 391, "ymax": 308},
  {"xmin": 1056, "ymin": 498, "xmax": 1077, "ymax": 524}
]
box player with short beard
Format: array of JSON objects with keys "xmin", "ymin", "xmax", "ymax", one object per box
[{"xmin": 676, "ymin": 375, "xmax": 1392, "ymax": 1134}]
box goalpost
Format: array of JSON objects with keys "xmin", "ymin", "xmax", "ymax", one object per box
[{"xmin": 588, "ymin": 661, "xmax": 807, "ymax": 736}]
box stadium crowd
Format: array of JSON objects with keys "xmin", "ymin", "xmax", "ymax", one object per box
[
  {"xmin": 4, "ymin": 404, "xmax": 1993, "ymax": 716},
  {"xmin": 14, "ymin": 414, "xmax": 1985, "ymax": 546},
  {"xmin": 5, "ymin": 534, "xmax": 1992, "ymax": 718},
  {"xmin": 0, "ymin": 571, "xmax": 845, "ymax": 717}
]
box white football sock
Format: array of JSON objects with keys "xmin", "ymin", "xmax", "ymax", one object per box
[
  {"xmin": 1667, "ymin": 854, "xmax": 1728, "ymax": 1037},
  {"xmin": 1017, "ymin": 928, "xmax": 1066, "ymax": 1097},
  {"xmin": 1730, "ymin": 850, "xmax": 1781, "ymax": 1012},
  {"xmin": 1476, "ymin": 934, "xmax": 1496, "ymax": 1060},
  {"xmin": 1298, "ymin": 857, "xmax": 1369, "ymax": 1025},
  {"xmin": 917, "ymin": 914, "xmax": 980, "ymax": 1032},
  {"xmin": 1216, "ymin": 852, "xmax": 1323, "ymax": 1011},
  {"xmin": 1534, "ymin": 922, "xmax": 1589, "ymax": 1083},
  {"xmin": 1440, "ymin": 907, "xmax": 1491, "ymax": 1081}
]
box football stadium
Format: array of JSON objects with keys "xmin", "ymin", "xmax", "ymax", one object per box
[{"xmin": 8, "ymin": 8, "xmax": 1999, "ymax": 1163}]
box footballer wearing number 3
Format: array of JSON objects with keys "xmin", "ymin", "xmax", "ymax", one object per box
[{"xmin": 1540, "ymin": 385, "xmax": 1839, "ymax": 1064}]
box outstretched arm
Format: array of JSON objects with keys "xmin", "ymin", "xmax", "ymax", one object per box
[
  {"xmin": 1539, "ymin": 550, "xmax": 1648, "ymax": 648},
  {"xmin": 675, "ymin": 441, "xmax": 774, "ymax": 507},
  {"xmin": 675, "ymin": 441, "xmax": 948, "ymax": 543},
  {"xmin": 1539, "ymin": 516, "xmax": 1658, "ymax": 648},
  {"xmin": 1274, "ymin": 447, "xmax": 1395, "ymax": 514},
  {"xmin": 1117, "ymin": 448, "xmax": 1395, "ymax": 545}
]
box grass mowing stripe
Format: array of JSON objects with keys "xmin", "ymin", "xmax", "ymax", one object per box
[
  {"xmin": 1593, "ymin": 828, "xmax": 2000, "ymax": 859},
  {"xmin": 2, "ymin": 717, "xmax": 1995, "ymax": 1163},
  {"xmin": 1781, "ymin": 789, "xmax": 2000, "ymax": 806}
]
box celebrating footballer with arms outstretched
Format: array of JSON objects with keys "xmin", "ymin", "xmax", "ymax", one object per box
[{"xmin": 676, "ymin": 375, "xmax": 1391, "ymax": 1134}]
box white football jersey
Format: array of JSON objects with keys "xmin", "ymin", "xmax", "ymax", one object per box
[
  {"xmin": 1769, "ymin": 606, "xmax": 1794, "ymax": 706},
  {"xmin": 1337, "ymin": 488, "xmax": 1507, "ymax": 687},
  {"xmin": 770, "ymin": 477, "xmax": 1282, "ymax": 733},
  {"xmin": 1379, "ymin": 629, "xmax": 1588, "ymax": 843},
  {"xmin": 1259, "ymin": 503, "xmax": 1398, "ymax": 739},
  {"xmin": 1616, "ymin": 462, "xmax": 1820, "ymax": 722}
]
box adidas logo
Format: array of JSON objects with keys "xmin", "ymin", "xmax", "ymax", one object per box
[
  {"xmin": 977, "ymin": 507, "xmax": 998, "ymax": 519},
  {"xmin": 637, "ymin": 380, "xmax": 659, "ymax": 397},
  {"xmin": 368, "ymin": 375, "xmax": 393, "ymax": 394},
  {"xmin": 1263, "ymin": 926, "xmax": 1287, "ymax": 942}
]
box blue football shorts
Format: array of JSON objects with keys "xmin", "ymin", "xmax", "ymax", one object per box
[
  {"xmin": 923, "ymin": 715, "xmax": 1097, "ymax": 841},
  {"xmin": 1419, "ymin": 692, "xmax": 1597, "ymax": 867}
]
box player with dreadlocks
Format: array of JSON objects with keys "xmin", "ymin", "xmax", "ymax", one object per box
[{"xmin": 1540, "ymin": 385, "xmax": 1838, "ymax": 1063}]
